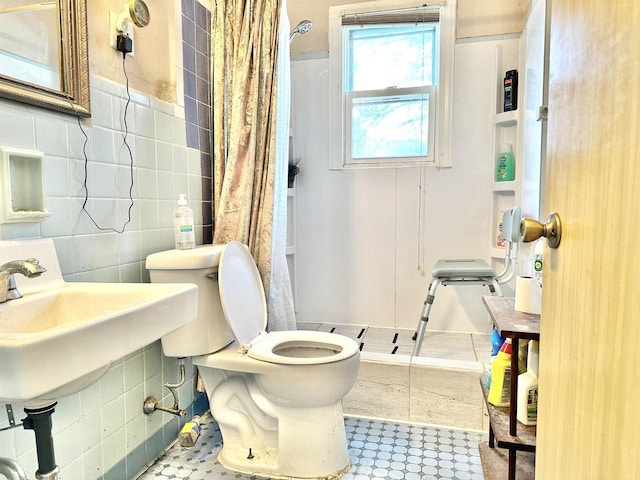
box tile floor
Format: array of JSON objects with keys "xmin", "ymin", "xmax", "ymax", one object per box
[{"xmin": 137, "ymin": 415, "xmax": 487, "ymax": 480}]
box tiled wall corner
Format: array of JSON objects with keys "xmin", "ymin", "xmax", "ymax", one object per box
[{"xmin": 181, "ymin": 0, "xmax": 213, "ymax": 244}]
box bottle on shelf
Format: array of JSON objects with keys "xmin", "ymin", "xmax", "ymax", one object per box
[
  {"xmin": 517, "ymin": 340, "xmax": 539, "ymax": 425},
  {"xmin": 487, "ymin": 328, "xmax": 506, "ymax": 388},
  {"xmin": 488, "ymin": 338, "xmax": 512, "ymax": 407},
  {"xmin": 495, "ymin": 143, "xmax": 515, "ymax": 182},
  {"xmin": 503, "ymin": 69, "xmax": 518, "ymax": 112},
  {"xmin": 496, "ymin": 211, "xmax": 506, "ymax": 248},
  {"xmin": 518, "ymin": 340, "xmax": 528, "ymax": 375}
]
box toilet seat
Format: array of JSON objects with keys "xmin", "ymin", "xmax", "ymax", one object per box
[
  {"xmin": 247, "ymin": 330, "xmax": 359, "ymax": 365},
  {"xmin": 219, "ymin": 242, "xmax": 359, "ymax": 366}
]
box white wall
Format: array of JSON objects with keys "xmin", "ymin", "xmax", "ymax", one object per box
[
  {"xmin": 288, "ymin": 0, "xmax": 528, "ymax": 54},
  {"xmin": 291, "ymin": 36, "xmax": 520, "ymax": 333}
]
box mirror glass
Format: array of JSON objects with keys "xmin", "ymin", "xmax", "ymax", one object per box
[{"xmin": 0, "ymin": 0, "xmax": 90, "ymax": 116}]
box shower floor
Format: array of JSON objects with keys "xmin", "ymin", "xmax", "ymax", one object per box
[
  {"xmin": 299, "ymin": 323, "xmax": 492, "ymax": 432},
  {"xmin": 299, "ymin": 323, "xmax": 491, "ymax": 362},
  {"xmin": 137, "ymin": 414, "xmax": 487, "ymax": 480}
]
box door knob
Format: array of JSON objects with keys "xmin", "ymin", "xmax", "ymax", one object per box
[{"xmin": 520, "ymin": 212, "xmax": 562, "ymax": 248}]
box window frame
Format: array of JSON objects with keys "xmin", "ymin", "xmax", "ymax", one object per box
[
  {"xmin": 329, "ymin": 0, "xmax": 456, "ymax": 169},
  {"xmin": 345, "ymin": 85, "xmax": 436, "ymax": 165}
]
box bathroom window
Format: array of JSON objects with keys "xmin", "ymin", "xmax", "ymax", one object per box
[{"xmin": 329, "ymin": 1, "xmax": 456, "ymax": 169}]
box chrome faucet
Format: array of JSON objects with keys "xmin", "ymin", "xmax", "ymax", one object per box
[
  {"xmin": 0, "ymin": 457, "xmax": 27, "ymax": 480},
  {"xmin": 0, "ymin": 258, "xmax": 47, "ymax": 303}
]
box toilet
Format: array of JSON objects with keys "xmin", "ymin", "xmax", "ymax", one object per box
[{"xmin": 145, "ymin": 241, "xmax": 360, "ymax": 479}]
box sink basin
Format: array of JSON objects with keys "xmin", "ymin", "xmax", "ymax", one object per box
[{"xmin": 0, "ymin": 238, "xmax": 197, "ymax": 407}]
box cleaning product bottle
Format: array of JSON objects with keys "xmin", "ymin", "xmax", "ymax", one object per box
[
  {"xmin": 174, "ymin": 194, "xmax": 195, "ymax": 250},
  {"xmin": 179, "ymin": 415, "xmax": 201, "ymax": 447},
  {"xmin": 517, "ymin": 341, "xmax": 539, "ymax": 425},
  {"xmin": 518, "ymin": 339, "xmax": 528, "ymax": 374},
  {"xmin": 534, "ymin": 239, "xmax": 544, "ymax": 284},
  {"xmin": 488, "ymin": 338, "xmax": 512, "ymax": 407},
  {"xmin": 487, "ymin": 328, "xmax": 505, "ymax": 388},
  {"xmin": 495, "ymin": 143, "xmax": 515, "ymax": 182}
]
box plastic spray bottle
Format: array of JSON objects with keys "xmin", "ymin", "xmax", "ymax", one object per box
[
  {"xmin": 487, "ymin": 328, "xmax": 505, "ymax": 388},
  {"xmin": 174, "ymin": 194, "xmax": 195, "ymax": 250},
  {"xmin": 517, "ymin": 341, "xmax": 539, "ymax": 425},
  {"xmin": 488, "ymin": 338, "xmax": 512, "ymax": 407}
]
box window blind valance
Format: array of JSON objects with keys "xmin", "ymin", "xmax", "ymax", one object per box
[{"xmin": 341, "ymin": 5, "xmax": 441, "ymax": 26}]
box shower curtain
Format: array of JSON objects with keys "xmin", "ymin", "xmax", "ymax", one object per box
[{"xmin": 211, "ymin": 0, "xmax": 296, "ymax": 331}]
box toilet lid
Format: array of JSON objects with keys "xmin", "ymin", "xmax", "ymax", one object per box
[{"xmin": 218, "ymin": 241, "xmax": 267, "ymax": 346}]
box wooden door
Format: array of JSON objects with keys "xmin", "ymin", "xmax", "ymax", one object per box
[{"xmin": 536, "ymin": 0, "xmax": 640, "ymax": 478}]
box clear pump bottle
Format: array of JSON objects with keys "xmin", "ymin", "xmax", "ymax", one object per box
[{"xmin": 174, "ymin": 194, "xmax": 195, "ymax": 250}]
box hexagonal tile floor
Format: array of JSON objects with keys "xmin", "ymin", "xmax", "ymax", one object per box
[{"xmin": 137, "ymin": 416, "xmax": 487, "ymax": 480}]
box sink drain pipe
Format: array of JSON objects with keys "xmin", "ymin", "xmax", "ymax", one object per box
[
  {"xmin": 23, "ymin": 403, "xmax": 60, "ymax": 480},
  {"xmin": 143, "ymin": 357, "xmax": 187, "ymax": 417}
]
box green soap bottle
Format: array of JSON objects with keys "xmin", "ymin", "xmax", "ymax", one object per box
[{"xmin": 495, "ymin": 143, "xmax": 515, "ymax": 182}]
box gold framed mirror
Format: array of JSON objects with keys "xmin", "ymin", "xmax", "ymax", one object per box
[{"xmin": 0, "ymin": 0, "xmax": 90, "ymax": 117}]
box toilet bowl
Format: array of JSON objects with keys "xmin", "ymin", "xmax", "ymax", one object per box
[{"xmin": 146, "ymin": 241, "xmax": 360, "ymax": 479}]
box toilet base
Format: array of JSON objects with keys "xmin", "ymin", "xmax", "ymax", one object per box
[
  {"xmin": 218, "ymin": 450, "xmax": 350, "ymax": 480},
  {"xmin": 216, "ymin": 401, "xmax": 351, "ymax": 479},
  {"xmin": 218, "ymin": 448, "xmax": 350, "ymax": 480}
]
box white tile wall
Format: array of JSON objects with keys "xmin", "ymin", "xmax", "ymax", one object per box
[
  {"xmin": 0, "ymin": 74, "xmax": 205, "ymax": 479},
  {"xmin": 291, "ymin": 38, "xmax": 520, "ymax": 334},
  {"xmin": 0, "ymin": 347, "xmax": 198, "ymax": 479}
]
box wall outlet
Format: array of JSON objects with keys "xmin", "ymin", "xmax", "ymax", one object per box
[{"xmin": 109, "ymin": 10, "xmax": 135, "ymax": 56}]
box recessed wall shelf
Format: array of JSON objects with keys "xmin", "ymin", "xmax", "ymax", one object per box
[
  {"xmin": 489, "ymin": 44, "xmax": 520, "ymax": 271},
  {"xmin": 495, "ymin": 110, "xmax": 518, "ymax": 127},
  {"xmin": 0, "ymin": 146, "xmax": 50, "ymax": 224}
]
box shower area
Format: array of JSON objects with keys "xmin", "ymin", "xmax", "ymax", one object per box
[
  {"xmin": 285, "ymin": 17, "xmax": 521, "ymax": 429},
  {"xmin": 287, "ymin": 52, "xmax": 499, "ymax": 341}
]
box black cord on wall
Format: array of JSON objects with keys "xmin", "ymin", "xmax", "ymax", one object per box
[{"xmin": 78, "ymin": 51, "xmax": 135, "ymax": 233}]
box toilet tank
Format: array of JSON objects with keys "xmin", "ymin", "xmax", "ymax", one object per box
[{"xmin": 145, "ymin": 245, "xmax": 234, "ymax": 357}]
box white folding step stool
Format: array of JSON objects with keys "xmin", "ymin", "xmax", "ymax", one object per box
[{"xmin": 412, "ymin": 207, "xmax": 521, "ymax": 356}]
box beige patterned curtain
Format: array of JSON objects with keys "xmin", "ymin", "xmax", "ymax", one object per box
[{"xmin": 211, "ymin": 0, "xmax": 281, "ymax": 292}]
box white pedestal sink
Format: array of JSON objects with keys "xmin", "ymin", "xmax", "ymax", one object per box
[{"xmin": 0, "ymin": 238, "xmax": 198, "ymax": 408}]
